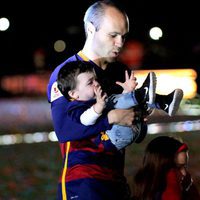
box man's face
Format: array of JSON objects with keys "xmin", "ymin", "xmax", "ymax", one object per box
[{"xmin": 92, "ymin": 7, "xmax": 129, "ymax": 63}]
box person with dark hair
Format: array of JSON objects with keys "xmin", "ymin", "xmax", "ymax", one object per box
[
  {"xmin": 47, "ymin": 1, "xmax": 183, "ymax": 199},
  {"xmin": 133, "ymin": 136, "xmax": 200, "ymax": 200}
]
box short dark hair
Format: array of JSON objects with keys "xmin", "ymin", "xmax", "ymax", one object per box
[{"xmin": 57, "ymin": 61, "xmax": 95, "ymax": 100}]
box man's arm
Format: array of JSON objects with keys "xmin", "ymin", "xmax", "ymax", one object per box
[
  {"xmin": 51, "ymin": 98, "xmax": 136, "ymax": 143},
  {"xmin": 108, "ymin": 108, "xmax": 135, "ymax": 126}
]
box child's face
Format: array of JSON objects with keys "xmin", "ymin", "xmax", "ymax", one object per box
[
  {"xmin": 176, "ymin": 151, "xmax": 188, "ymax": 166},
  {"xmin": 175, "ymin": 151, "xmax": 189, "ymax": 175},
  {"xmin": 74, "ymin": 71, "xmax": 99, "ymax": 101}
]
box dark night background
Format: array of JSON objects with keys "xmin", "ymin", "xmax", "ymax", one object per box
[{"xmin": 0, "ymin": 1, "xmax": 200, "ymax": 82}]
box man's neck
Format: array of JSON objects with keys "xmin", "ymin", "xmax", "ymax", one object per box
[{"xmin": 81, "ymin": 48, "xmax": 108, "ymax": 70}]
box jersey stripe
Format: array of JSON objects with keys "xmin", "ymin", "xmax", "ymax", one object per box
[
  {"xmin": 77, "ymin": 50, "xmax": 89, "ymax": 61},
  {"xmin": 62, "ymin": 142, "xmax": 70, "ymax": 200}
]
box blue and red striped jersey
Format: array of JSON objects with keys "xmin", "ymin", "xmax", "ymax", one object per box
[{"xmin": 47, "ymin": 51, "xmax": 134, "ymax": 199}]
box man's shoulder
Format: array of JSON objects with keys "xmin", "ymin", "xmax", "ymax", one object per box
[
  {"xmin": 54, "ymin": 54, "xmax": 78, "ymax": 72},
  {"xmin": 52, "ymin": 54, "xmax": 79, "ymax": 72}
]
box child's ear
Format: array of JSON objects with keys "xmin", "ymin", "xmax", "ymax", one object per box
[{"xmin": 68, "ymin": 90, "xmax": 79, "ymax": 99}]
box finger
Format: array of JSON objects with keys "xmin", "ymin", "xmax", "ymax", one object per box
[
  {"xmin": 130, "ymin": 70, "xmax": 135, "ymax": 80},
  {"xmin": 97, "ymin": 86, "xmax": 102, "ymax": 93},
  {"xmin": 125, "ymin": 70, "xmax": 129, "ymax": 81},
  {"xmin": 94, "ymin": 86, "xmax": 98, "ymax": 94},
  {"xmin": 102, "ymin": 93, "xmax": 108, "ymax": 100},
  {"xmin": 95, "ymin": 87, "xmax": 102, "ymax": 97},
  {"xmin": 115, "ymin": 81, "xmax": 123, "ymax": 87}
]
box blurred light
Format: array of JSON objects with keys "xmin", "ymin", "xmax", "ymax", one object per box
[
  {"xmin": 0, "ymin": 17, "xmax": 10, "ymax": 31},
  {"xmin": 174, "ymin": 122, "xmax": 185, "ymax": 132},
  {"xmin": 119, "ymin": 40, "xmax": 144, "ymax": 69},
  {"xmin": 24, "ymin": 133, "xmax": 34, "ymax": 143},
  {"xmin": 147, "ymin": 119, "xmax": 200, "ymax": 134},
  {"xmin": 54, "ymin": 40, "xmax": 66, "ymax": 52},
  {"xmin": 148, "ymin": 124, "xmax": 162, "ymax": 134},
  {"xmin": 66, "ymin": 25, "xmax": 81, "ymax": 35},
  {"xmin": 1, "ymin": 135, "xmax": 15, "ymax": 145},
  {"xmin": 1, "ymin": 73, "xmax": 50, "ymax": 95},
  {"xmin": 48, "ymin": 131, "xmax": 58, "ymax": 142},
  {"xmin": 180, "ymin": 97, "xmax": 200, "ymax": 116},
  {"xmin": 149, "ymin": 27, "xmax": 163, "ymax": 40},
  {"xmin": 33, "ymin": 48, "xmax": 46, "ymax": 70},
  {"xmin": 0, "ymin": 120, "xmax": 200, "ymax": 146},
  {"xmin": 0, "ymin": 131, "xmax": 57, "ymax": 146},
  {"xmin": 134, "ymin": 69, "xmax": 197, "ymax": 99},
  {"xmin": 33, "ymin": 132, "xmax": 47, "ymax": 143},
  {"xmin": 15, "ymin": 134, "xmax": 23, "ymax": 144},
  {"xmin": 183, "ymin": 121, "xmax": 194, "ymax": 132}
]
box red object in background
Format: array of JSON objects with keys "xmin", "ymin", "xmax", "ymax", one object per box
[
  {"xmin": 119, "ymin": 40, "xmax": 144, "ymax": 70},
  {"xmin": 33, "ymin": 48, "xmax": 46, "ymax": 71},
  {"xmin": 0, "ymin": 73, "xmax": 51, "ymax": 96}
]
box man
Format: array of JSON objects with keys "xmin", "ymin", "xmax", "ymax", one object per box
[{"xmin": 47, "ymin": 1, "xmax": 182, "ymax": 199}]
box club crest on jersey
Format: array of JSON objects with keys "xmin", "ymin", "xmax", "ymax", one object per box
[
  {"xmin": 100, "ymin": 132, "xmax": 109, "ymax": 141},
  {"xmin": 51, "ymin": 81, "xmax": 63, "ymax": 102}
]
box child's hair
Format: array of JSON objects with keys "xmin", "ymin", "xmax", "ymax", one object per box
[{"xmin": 57, "ymin": 61, "xmax": 95, "ymax": 100}]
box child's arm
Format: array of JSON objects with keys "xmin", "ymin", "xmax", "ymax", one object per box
[
  {"xmin": 80, "ymin": 86, "xmax": 107, "ymax": 126},
  {"xmin": 116, "ymin": 70, "xmax": 138, "ymax": 93}
]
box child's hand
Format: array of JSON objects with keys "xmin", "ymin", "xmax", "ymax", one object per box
[
  {"xmin": 116, "ymin": 70, "xmax": 138, "ymax": 93},
  {"xmin": 94, "ymin": 86, "xmax": 107, "ymax": 103},
  {"xmin": 93, "ymin": 86, "xmax": 107, "ymax": 114}
]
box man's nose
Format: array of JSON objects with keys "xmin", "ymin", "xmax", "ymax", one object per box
[{"xmin": 115, "ymin": 36, "xmax": 124, "ymax": 48}]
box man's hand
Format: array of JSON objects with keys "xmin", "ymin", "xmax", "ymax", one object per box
[
  {"xmin": 108, "ymin": 108, "xmax": 135, "ymax": 126},
  {"xmin": 108, "ymin": 108, "xmax": 148, "ymax": 126}
]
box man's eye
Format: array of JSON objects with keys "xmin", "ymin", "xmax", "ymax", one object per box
[{"xmin": 110, "ymin": 34, "xmax": 117, "ymax": 38}]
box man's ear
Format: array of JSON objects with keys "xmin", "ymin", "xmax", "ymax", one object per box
[
  {"xmin": 87, "ymin": 22, "xmax": 96, "ymax": 36},
  {"xmin": 68, "ymin": 90, "xmax": 79, "ymax": 99}
]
